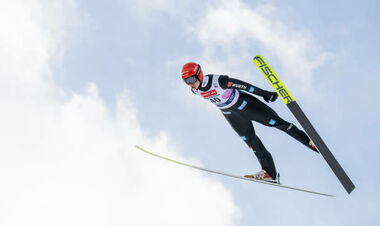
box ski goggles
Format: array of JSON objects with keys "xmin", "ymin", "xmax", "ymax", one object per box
[{"xmin": 183, "ymin": 76, "xmax": 198, "ymax": 85}]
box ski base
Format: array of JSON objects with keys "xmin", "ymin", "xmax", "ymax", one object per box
[{"xmin": 135, "ymin": 145, "xmax": 335, "ymax": 197}]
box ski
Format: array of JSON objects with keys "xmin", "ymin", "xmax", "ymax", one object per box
[
  {"xmin": 253, "ymin": 55, "xmax": 355, "ymax": 194},
  {"xmin": 135, "ymin": 145, "xmax": 334, "ymax": 197}
]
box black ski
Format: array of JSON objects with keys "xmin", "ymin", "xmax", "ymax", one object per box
[{"xmin": 253, "ymin": 55, "xmax": 355, "ymax": 194}]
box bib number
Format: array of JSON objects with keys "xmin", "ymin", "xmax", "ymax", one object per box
[{"xmin": 210, "ymin": 97, "xmax": 221, "ymax": 103}]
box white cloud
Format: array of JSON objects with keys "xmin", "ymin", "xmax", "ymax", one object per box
[
  {"xmin": 191, "ymin": 0, "xmax": 333, "ymax": 93},
  {"xmin": 124, "ymin": 0, "xmax": 185, "ymax": 21},
  {"xmin": 0, "ymin": 1, "xmax": 240, "ymax": 225}
]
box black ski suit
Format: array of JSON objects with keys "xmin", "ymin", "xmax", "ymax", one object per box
[{"xmin": 192, "ymin": 74, "xmax": 316, "ymax": 179}]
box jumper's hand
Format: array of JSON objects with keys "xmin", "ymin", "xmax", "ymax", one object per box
[{"xmin": 263, "ymin": 91, "xmax": 278, "ymax": 103}]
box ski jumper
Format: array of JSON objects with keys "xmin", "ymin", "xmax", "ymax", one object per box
[{"xmin": 191, "ymin": 74, "xmax": 314, "ymax": 179}]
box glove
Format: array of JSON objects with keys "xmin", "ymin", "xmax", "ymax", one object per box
[{"xmin": 263, "ymin": 91, "xmax": 278, "ymax": 103}]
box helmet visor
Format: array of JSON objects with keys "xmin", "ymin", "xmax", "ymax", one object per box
[{"xmin": 183, "ymin": 76, "xmax": 198, "ymax": 85}]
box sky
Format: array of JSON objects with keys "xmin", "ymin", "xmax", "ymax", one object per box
[{"xmin": 0, "ymin": 0, "xmax": 379, "ymax": 225}]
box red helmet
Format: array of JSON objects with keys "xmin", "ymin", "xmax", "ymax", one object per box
[{"xmin": 181, "ymin": 62, "xmax": 204, "ymax": 82}]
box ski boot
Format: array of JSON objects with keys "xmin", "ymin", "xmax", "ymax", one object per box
[
  {"xmin": 244, "ymin": 170, "xmax": 280, "ymax": 184},
  {"xmin": 309, "ymin": 140, "xmax": 320, "ymax": 153}
]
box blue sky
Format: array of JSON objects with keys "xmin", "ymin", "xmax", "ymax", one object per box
[{"xmin": 0, "ymin": 0, "xmax": 379, "ymax": 225}]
